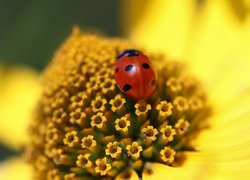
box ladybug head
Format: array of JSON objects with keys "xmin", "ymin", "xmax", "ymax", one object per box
[{"xmin": 116, "ymin": 49, "xmax": 140, "ymax": 60}]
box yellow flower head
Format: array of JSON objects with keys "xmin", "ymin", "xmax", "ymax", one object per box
[{"xmin": 26, "ymin": 27, "xmax": 210, "ymax": 178}]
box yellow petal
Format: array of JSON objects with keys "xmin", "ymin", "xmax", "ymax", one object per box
[
  {"xmin": 0, "ymin": 158, "xmax": 32, "ymax": 180},
  {"xmin": 130, "ymin": 0, "xmax": 195, "ymax": 58},
  {"xmin": 143, "ymin": 159, "xmax": 250, "ymax": 180},
  {"xmin": 115, "ymin": 168, "xmax": 139, "ymax": 180},
  {"xmin": 194, "ymin": 89, "xmax": 250, "ymax": 150},
  {"xmin": 184, "ymin": 0, "xmax": 250, "ymax": 105},
  {"xmin": 142, "ymin": 162, "xmax": 210, "ymax": 180},
  {"xmin": 0, "ymin": 66, "xmax": 40, "ymax": 149}
]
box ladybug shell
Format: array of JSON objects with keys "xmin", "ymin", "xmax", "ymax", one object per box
[{"xmin": 114, "ymin": 50, "xmax": 157, "ymax": 100}]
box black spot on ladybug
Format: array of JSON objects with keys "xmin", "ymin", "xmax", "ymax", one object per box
[
  {"xmin": 125, "ymin": 65, "xmax": 134, "ymax": 72},
  {"xmin": 123, "ymin": 84, "xmax": 132, "ymax": 91},
  {"xmin": 151, "ymin": 79, "xmax": 156, "ymax": 86},
  {"xmin": 116, "ymin": 68, "xmax": 119, "ymax": 73},
  {"xmin": 142, "ymin": 63, "xmax": 150, "ymax": 69}
]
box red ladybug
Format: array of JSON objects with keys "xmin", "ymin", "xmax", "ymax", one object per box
[{"xmin": 114, "ymin": 50, "xmax": 157, "ymax": 100}]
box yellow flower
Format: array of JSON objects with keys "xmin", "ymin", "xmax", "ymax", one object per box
[
  {"xmin": 22, "ymin": 28, "xmax": 209, "ymax": 179},
  {"xmin": 1, "ymin": 0, "xmax": 250, "ymax": 179}
]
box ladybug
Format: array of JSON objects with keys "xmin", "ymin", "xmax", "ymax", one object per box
[{"xmin": 114, "ymin": 49, "xmax": 157, "ymax": 100}]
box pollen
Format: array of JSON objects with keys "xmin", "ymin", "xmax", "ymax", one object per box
[
  {"xmin": 156, "ymin": 101, "xmax": 173, "ymax": 122},
  {"xmin": 95, "ymin": 157, "xmax": 112, "ymax": 176},
  {"xmin": 105, "ymin": 141, "xmax": 122, "ymax": 159},
  {"xmin": 175, "ymin": 118, "xmax": 190, "ymax": 136},
  {"xmin": 91, "ymin": 96, "xmax": 107, "ymax": 112},
  {"xmin": 109, "ymin": 94, "xmax": 126, "ymax": 115},
  {"xmin": 63, "ymin": 130, "xmax": 79, "ymax": 148},
  {"xmin": 160, "ymin": 125, "xmax": 176, "ymax": 142},
  {"xmin": 64, "ymin": 173, "xmax": 77, "ymax": 180},
  {"xmin": 134, "ymin": 101, "xmax": 151, "ymax": 122},
  {"xmin": 26, "ymin": 27, "xmax": 211, "ymax": 179},
  {"xmin": 69, "ymin": 108, "xmax": 87, "ymax": 127},
  {"xmin": 166, "ymin": 77, "xmax": 182, "ymax": 92},
  {"xmin": 160, "ymin": 146, "xmax": 176, "ymax": 164},
  {"xmin": 47, "ymin": 169, "xmax": 61, "ymax": 180},
  {"xmin": 45, "ymin": 128, "xmax": 61, "ymax": 145},
  {"xmin": 69, "ymin": 92, "xmax": 88, "ymax": 111},
  {"xmin": 81, "ymin": 135, "xmax": 97, "ymax": 150},
  {"xmin": 90, "ymin": 112, "xmax": 107, "ymax": 130},
  {"xmin": 115, "ymin": 115, "xmax": 131, "ymax": 136},
  {"xmin": 173, "ymin": 96, "xmax": 189, "ymax": 112},
  {"xmin": 100, "ymin": 79, "xmax": 116, "ymax": 96},
  {"xmin": 126, "ymin": 142, "xmax": 143, "ymax": 160},
  {"xmin": 76, "ymin": 153, "xmax": 92, "ymax": 168},
  {"xmin": 189, "ymin": 96, "xmax": 203, "ymax": 111},
  {"xmin": 52, "ymin": 108, "xmax": 68, "ymax": 124},
  {"xmin": 142, "ymin": 126, "xmax": 158, "ymax": 145}
]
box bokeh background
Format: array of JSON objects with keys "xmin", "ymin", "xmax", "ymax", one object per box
[
  {"xmin": 0, "ymin": 0, "xmax": 122, "ymax": 162},
  {"xmin": 0, "ymin": 0, "xmax": 123, "ymax": 70}
]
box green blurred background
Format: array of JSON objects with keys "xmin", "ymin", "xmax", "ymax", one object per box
[
  {"xmin": 0, "ymin": 0, "xmax": 120, "ymax": 161},
  {"xmin": 0, "ymin": 0, "xmax": 120, "ymax": 70}
]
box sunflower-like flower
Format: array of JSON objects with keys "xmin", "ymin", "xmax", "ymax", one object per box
[
  {"xmin": 1, "ymin": 1, "xmax": 250, "ymax": 179},
  {"xmin": 22, "ymin": 27, "xmax": 211, "ymax": 179}
]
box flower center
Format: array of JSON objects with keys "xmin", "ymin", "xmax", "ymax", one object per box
[
  {"xmin": 26, "ymin": 29, "xmax": 210, "ymax": 179},
  {"xmin": 118, "ymin": 119, "xmax": 126, "ymax": 128}
]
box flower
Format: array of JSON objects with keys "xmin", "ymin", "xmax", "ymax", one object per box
[
  {"xmin": 1, "ymin": 1, "xmax": 250, "ymax": 179},
  {"xmin": 24, "ymin": 27, "xmax": 210, "ymax": 179}
]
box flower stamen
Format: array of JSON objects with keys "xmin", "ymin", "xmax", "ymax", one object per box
[
  {"xmin": 105, "ymin": 141, "xmax": 122, "ymax": 159},
  {"xmin": 115, "ymin": 115, "xmax": 131, "ymax": 136},
  {"xmin": 175, "ymin": 119, "xmax": 190, "ymax": 136},
  {"xmin": 160, "ymin": 125, "xmax": 176, "ymax": 143},
  {"xmin": 81, "ymin": 135, "xmax": 97, "ymax": 151},
  {"xmin": 160, "ymin": 146, "xmax": 176, "ymax": 164},
  {"xmin": 135, "ymin": 101, "xmax": 151, "ymax": 122},
  {"xmin": 63, "ymin": 130, "xmax": 80, "ymax": 148},
  {"xmin": 95, "ymin": 157, "xmax": 112, "ymax": 176},
  {"xmin": 156, "ymin": 101, "xmax": 173, "ymax": 122},
  {"xmin": 109, "ymin": 94, "xmax": 126, "ymax": 115},
  {"xmin": 142, "ymin": 126, "xmax": 158, "ymax": 145},
  {"xmin": 76, "ymin": 153, "xmax": 92, "ymax": 168},
  {"xmin": 91, "ymin": 96, "xmax": 107, "ymax": 112},
  {"xmin": 90, "ymin": 112, "xmax": 107, "ymax": 131},
  {"xmin": 126, "ymin": 142, "xmax": 143, "ymax": 160}
]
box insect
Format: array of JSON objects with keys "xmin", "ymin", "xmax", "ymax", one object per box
[{"xmin": 114, "ymin": 49, "xmax": 157, "ymax": 100}]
